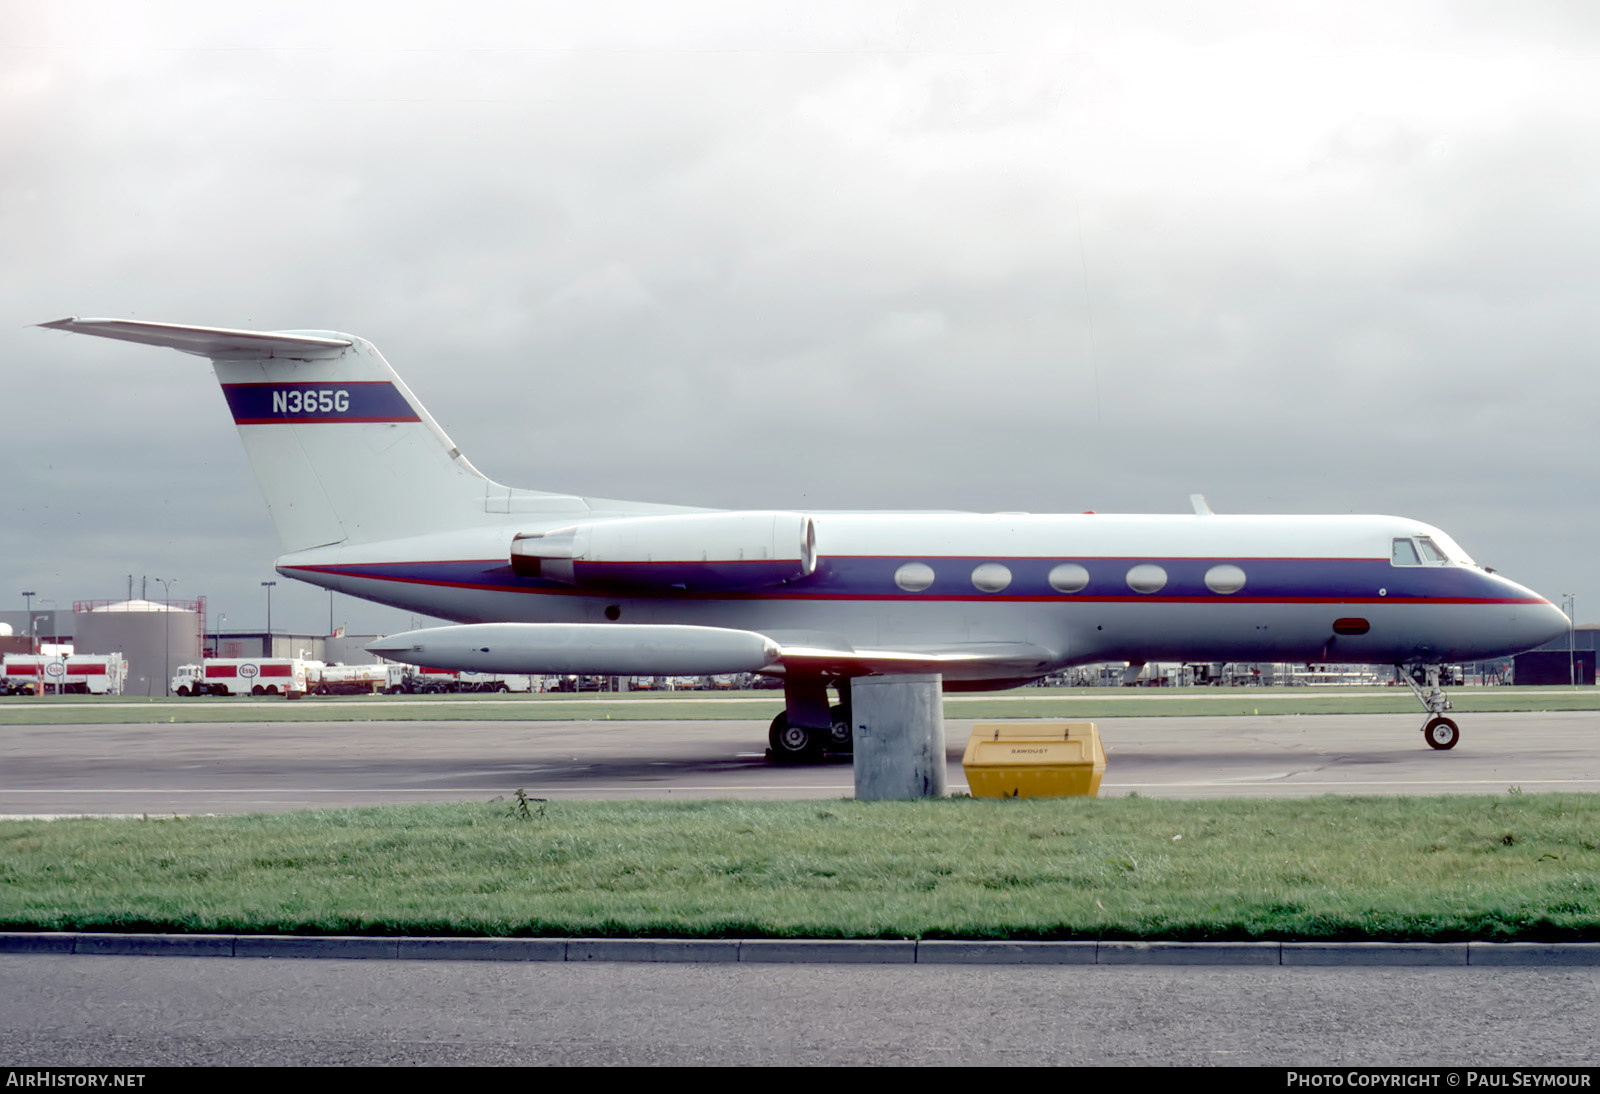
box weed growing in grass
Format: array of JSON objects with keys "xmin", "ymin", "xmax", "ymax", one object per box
[{"xmin": 506, "ymin": 788, "xmax": 545, "ymax": 822}]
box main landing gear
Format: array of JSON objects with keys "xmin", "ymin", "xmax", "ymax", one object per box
[
  {"xmin": 1400, "ymin": 664, "xmax": 1459, "ymax": 750},
  {"xmin": 766, "ymin": 676, "xmax": 853, "ymax": 764},
  {"xmin": 767, "ymin": 705, "xmax": 852, "ymax": 764}
]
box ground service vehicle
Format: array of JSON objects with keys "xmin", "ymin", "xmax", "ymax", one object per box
[
  {"xmin": 312, "ymin": 663, "xmax": 391, "ymax": 694},
  {"xmin": 3, "ymin": 654, "xmax": 128, "ymax": 695},
  {"xmin": 171, "ymin": 658, "xmax": 315, "ymax": 697}
]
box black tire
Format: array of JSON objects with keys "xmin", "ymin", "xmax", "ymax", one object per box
[
  {"xmin": 767, "ymin": 711, "xmax": 824, "ymax": 764},
  {"xmin": 1424, "ymin": 716, "xmax": 1460, "ymax": 750},
  {"xmin": 827, "ymin": 703, "xmax": 853, "ymax": 752},
  {"xmin": 251, "ymin": 685, "xmax": 264, "ymax": 696}
]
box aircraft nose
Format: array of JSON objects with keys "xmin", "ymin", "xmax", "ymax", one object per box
[
  {"xmin": 1525, "ymin": 598, "xmax": 1573, "ymax": 650},
  {"xmin": 1479, "ymin": 574, "xmax": 1571, "ymax": 657}
]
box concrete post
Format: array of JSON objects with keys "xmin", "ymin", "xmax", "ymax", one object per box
[{"xmin": 852, "ymin": 673, "xmax": 946, "ymax": 800}]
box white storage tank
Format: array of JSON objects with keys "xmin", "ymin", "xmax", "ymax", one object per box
[{"xmin": 74, "ymin": 599, "xmax": 203, "ymax": 697}]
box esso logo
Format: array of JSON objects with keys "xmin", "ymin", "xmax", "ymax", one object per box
[
  {"xmin": 44, "ymin": 662, "xmax": 65, "ymax": 677},
  {"xmin": 239, "ymin": 663, "xmax": 260, "ymax": 678}
]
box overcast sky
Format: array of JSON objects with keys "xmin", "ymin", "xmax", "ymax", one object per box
[{"xmin": 5, "ymin": 1, "xmax": 1598, "ymax": 640}]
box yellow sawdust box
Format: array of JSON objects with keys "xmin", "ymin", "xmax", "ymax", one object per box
[{"xmin": 962, "ymin": 722, "xmax": 1105, "ymax": 798}]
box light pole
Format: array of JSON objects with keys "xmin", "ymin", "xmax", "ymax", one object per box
[
  {"xmin": 154, "ymin": 578, "xmax": 177, "ymax": 697},
  {"xmin": 1564, "ymin": 593, "xmax": 1577, "ymax": 687},
  {"xmin": 20, "ymin": 591, "xmax": 35, "ymax": 654},
  {"xmin": 214, "ymin": 612, "xmax": 226, "ymax": 657},
  {"xmin": 261, "ymin": 581, "xmax": 277, "ymax": 658}
]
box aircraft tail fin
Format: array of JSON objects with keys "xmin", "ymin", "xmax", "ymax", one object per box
[{"xmin": 40, "ymin": 317, "xmax": 583, "ymax": 552}]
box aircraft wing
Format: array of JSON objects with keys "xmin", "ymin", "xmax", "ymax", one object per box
[
  {"xmin": 37, "ymin": 317, "xmax": 351, "ymax": 359},
  {"xmin": 775, "ymin": 641, "xmax": 1059, "ymax": 680},
  {"xmin": 366, "ymin": 621, "xmax": 1058, "ymax": 683}
]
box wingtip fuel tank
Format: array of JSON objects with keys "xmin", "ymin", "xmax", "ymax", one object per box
[{"xmin": 367, "ymin": 622, "xmax": 782, "ymax": 677}]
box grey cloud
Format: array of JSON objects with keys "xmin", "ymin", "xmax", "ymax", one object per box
[{"xmin": 6, "ymin": 3, "xmax": 1597, "ymax": 635}]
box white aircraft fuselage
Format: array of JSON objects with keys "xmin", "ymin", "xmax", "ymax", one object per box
[{"xmin": 278, "ymin": 511, "xmax": 1562, "ymax": 683}]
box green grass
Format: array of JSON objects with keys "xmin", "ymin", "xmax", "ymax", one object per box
[
  {"xmin": 3, "ymin": 685, "xmax": 1598, "ymax": 725},
  {"xmin": 2, "ymin": 795, "xmax": 1596, "ymax": 941}
]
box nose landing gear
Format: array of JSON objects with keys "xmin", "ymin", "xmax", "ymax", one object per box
[
  {"xmin": 1422, "ymin": 715, "xmax": 1460, "ymax": 750},
  {"xmin": 1401, "ymin": 664, "xmax": 1460, "ymax": 750}
]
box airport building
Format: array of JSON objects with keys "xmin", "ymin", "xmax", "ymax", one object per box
[
  {"xmin": 0, "ymin": 609, "xmax": 71, "ymax": 646},
  {"xmin": 209, "ymin": 631, "xmax": 384, "ymax": 664}
]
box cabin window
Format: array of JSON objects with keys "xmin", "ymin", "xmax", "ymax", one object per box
[
  {"xmin": 1048, "ymin": 563, "xmax": 1090, "ymax": 593},
  {"xmin": 1391, "ymin": 538, "xmax": 1421, "ymax": 567},
  {"xmin": 1204, "ymin": 564, "xmax": 1247, "ymax": 594},
  {"xmin": 894, "ymin": 562, "xmax": 935, "ymax": 592},
  {"xmin": 970, "ymin": 563, "xmax": 1012, "ymax": 593},
  {"xmin": 1126, "ymin": 563, "xmax": 1168, "ymax": 594}
]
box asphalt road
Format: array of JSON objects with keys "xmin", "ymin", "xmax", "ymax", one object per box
[
  {"xmin": 1, "ymin": 711, "xmax": 1596, "ymax": 815},
  {"xmin": 4, "ymin": 954, "xmax": 1598, "ymax": 1066}
]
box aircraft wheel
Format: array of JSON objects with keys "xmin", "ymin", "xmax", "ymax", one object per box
[
  {"xmin": 1424, "ymin": 716, "xmax": 1460, "ymax": 751},
  {"xmin": 768, "ymin": 712, "xmax": 823, "ymax": 764},
  {"xmin": 827, "ymin": 704, "xmax": 853, "ymax": 753}
]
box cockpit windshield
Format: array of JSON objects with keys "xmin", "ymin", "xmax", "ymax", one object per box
[
  {"xmin": 1390, "ymin": 532, "xmax": 1476, "ymax": 568},
  {"xmin": 1426, "ymin": 531, "xmax": 1476, "ymax": 566}
]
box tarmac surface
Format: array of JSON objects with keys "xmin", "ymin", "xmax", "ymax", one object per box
[
  {"xmin": 1, "ymin": 710, "xmax": 1597, "ymax": 815},
  {"xmin": 5, "ymin": 709, "xmax": 1598, "ymax": 1066}
]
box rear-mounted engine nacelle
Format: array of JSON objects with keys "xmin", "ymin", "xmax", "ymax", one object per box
[{"xmin": 510, "ymin": 511, "xmax": 817, "ymax": 592}]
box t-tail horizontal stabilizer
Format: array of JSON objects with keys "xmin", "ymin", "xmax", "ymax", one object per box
[
  {"xmin": 39, "ymin": 316, "xmax": 520, "ymax": 553},
  {"xmin": 37, "ymin": 317, "xmax": 352, "ymax": 358}
]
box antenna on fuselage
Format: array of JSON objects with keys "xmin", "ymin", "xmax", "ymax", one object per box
[{"xmin": 1189, "ymin": 494, "xmax": 1214, "ymax": 516}]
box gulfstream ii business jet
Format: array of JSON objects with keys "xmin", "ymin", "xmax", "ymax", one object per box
[{"xmin": 40, "ymin": 317, "xmax": 1568, "ymax": 758}]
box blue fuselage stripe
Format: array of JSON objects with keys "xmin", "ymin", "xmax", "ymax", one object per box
[{"xmin": 283, "ymin": 556, "xmax": 1535, "ymax": 605}]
